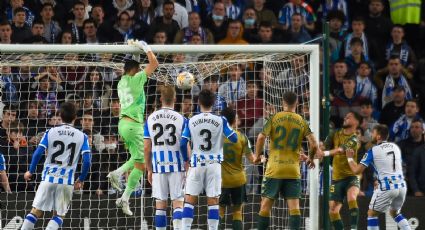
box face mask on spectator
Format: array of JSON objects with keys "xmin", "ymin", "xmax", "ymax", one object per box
[
  {"xmin": 244, "ymin": 18, "xmax": 255, "ymax": 27},
  {"xmin": 212, "ymin": 14, "xmax": 224, "ymax": 21}
]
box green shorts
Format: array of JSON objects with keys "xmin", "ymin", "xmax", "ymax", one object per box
[
  {"xmin": 330, "ymin": 176, "xmax": 360, "ymax": 202},
  {"xmin": 261, "ymin": 177, "xmax": 301, "ymax": 200},
  {"xmin": 220, "ymin": 185, "xmax": 247, "ymax": 206},
  {"xmin": 118, "ymin": 119, "xmax": 144, "ymax": 163}
]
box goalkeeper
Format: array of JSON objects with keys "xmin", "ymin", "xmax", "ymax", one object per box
[{"xmin": 107, "ymin": 40, "xmax": 159, "ymax": 216}]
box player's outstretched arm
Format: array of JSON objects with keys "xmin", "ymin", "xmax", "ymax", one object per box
[
  {"xmin": 25, "ymin": 145, "xmax": 47, "ymax": 181},
  {"xmin": 254, "ymin": 133, "xmax": 266, "ymax": 164},
  {"xmin": 75, "ymin": 152, "xmax": 92, "ymax": 190},
  {"xmin": 346, "ymin": 148, "xmax": 366, "ymax": 174},
  {"xmin": 0, "ymin": 170, "xmax": 11, "ymax": 193},
  {"xmin": 129, "ymin": 40, "xmax": 159, "ymax": 76},
  {"xmin": 222, "ymin": 117, "xmax": 237, "ymax": 143}
]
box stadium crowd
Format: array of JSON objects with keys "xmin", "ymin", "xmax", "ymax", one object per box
[{"xmin": 1, "ymin": 0, "xmax": 425, "ymax": 200}]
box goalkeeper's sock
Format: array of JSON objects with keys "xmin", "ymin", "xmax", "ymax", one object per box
[
  {"xmin": 182, "ymin": 203, "xmax": 194, "ymax": 230},
  {"xmin": 367, "ymin": 217, "xmax": 379, "ymax": 230},
  {"xmin": 21, "ymin": 213, "xmax": 38, "ymax": 230},
  {"xmin": 114, "ymin": 160, "xmax": 135, "ymax": 176},
  {"xmin": 330, "ymin": 212, "xmax": 344, "ymax": 230},
  {"xmin": 394, "ymin": 214, "xmax": 411, "ymax": 230},
  {"xmin": 348, "ymin": 200, "xmax": 359, "ymax": 229},
  {"xmin": 172, "ymin": 207, "xmax": 183, "ymax": 230},
  {"xmin": 46, "ymin": 216, "xmax": 63, "ymax": 230},
  {"xmin": 122, "ymin": 167, "xmax": 143, "ymax": 201},
  {"xmin": 257, "ymin": 210, "xmax": 270, "ymax": 230},
  {"xmin": 208, "ymin": 205, "xmax": 219, "ymax": 230},
  {"xmin": 289, "ymin": 209, "xmax": 301, "ymax": 230},
  {"xmin": 232, "ymin": 205, "xmax": 243, "ymax": 230},
  {"xmin": 155, "ymin": 209, "xmax": 167, "ymax": 230}
]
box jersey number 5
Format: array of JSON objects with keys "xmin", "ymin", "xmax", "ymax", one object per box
[{"xmin": 51, "ymin": 141, "xmax": 77, "ymax": 166}]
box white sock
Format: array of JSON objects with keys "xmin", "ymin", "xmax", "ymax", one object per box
[
  {"xmin": 181, "ymin": 203, "xmax": 194, "ymax": 230},
  {"xmin": 21, "ymin": 213, "xmax": 37, "ymax": 230},
  {"xmin": 207, "ymin": 205, "xmax": 219, "ymax": 230},
  {"xmin": 173, "ymin": 207, "xmax": 183, "ymax": 230},
  {"xmin": 45, "ymin": 216, "xmax": 62, "ymax": 230},
  {"xmin": 395, "ymin": 214, "xmax": 411, "ymax": 230}
]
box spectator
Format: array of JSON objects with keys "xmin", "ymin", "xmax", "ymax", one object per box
[
  {"xmin": 0, "ymin": 21, "xmax": 13, "ymax": 44},
  {"xmin": 155, "ymin": 0, "xmax": 189, "ymax": 29},
  {"xmin": 365, "ymin": 0, "xmax": 392, "ymax": 69},
  {"xmin": 34, "ymin": 74, "xmax": 58, "ymax": 119},
  {"xmin": 91, "ymin": 5, "xmax": 112, "ymax": 43},
  {"xmin": 39, "ymin": 2, "xmax": 61, "ymax": 43},
  {"xmin": 222, "ymin": 0, "xmax": 241, "ymax": 20},
  {"xmin": 100, "ymin": 97, "xmax": 120, "ymax": 135},
  {"xmin": 5, "ymin": 0, "xmax": 34, "ymax": 27},
  {"xmin": 378, "ymin": 57, "xmax": 413, "ymax": 108},
  {"xmin": 330, "ymin": 60, "xmax": 347, "ymax": 101},
  {"xmin": 79, "ymin": 111, "xmax": 99, "ymax": 135},
  {"xmin": 82, "ymin": 18, "xmax": 104, "ymax": 44},
  {"xmin": 134, "ymin": 0, "xmax": 155, "ymax": 26},
  {"xmin": 250, "ymin": 21, "xmax": 278, "ymax": 44},
  {"xmin": 174, "ymin": 12, "xmax": 214, "ymax": 44},
  {"xmin": 66, "ymin": 1, "xmax": 86, "ymax": 44},
  {"xmin": 181, "ymin": 96, "xmax": 193, "ymax": 118},
  {"xmin": 153, "ymin": 30, "xmax": 168, "ymax": 44},
  {"xmin": 331, "ymin": 75, "xmax": 366, "ymax": 127},
  {"xmin": 16, "ymin": 55, "xmax": 37, "ymax": 101},
  {"xmin": 148, "ymin": 1, "xmax": 180, "ymax": 44},
  {"xmin": 344, "ymin": 37, "xmax": 372, "ymax": 75},
  {"xmin": 111, "ymin": 11, "xmax": 146, "ymax": 43},
  {"xmin": 386, "ymin": 25, "xmax": 417, "ymax": 73},
  {"xmin": 20, "ymin": 101, "xmax": 46, "ymax": 145},
  {"xmin": 59, "ymin": 30, "xmax": 73, "ymax": 44},
  {"xmin": 195, "ymin": 75, "xmax": 226, "ymax": 115},
  {"xmin": 379, "ymin": 85, "xmax": 407, "ymax": 127},
  {"xmin": 359, "ymin": 99, "xmax": 379, "ymax": 143},
  {"xmin": 218, "ymin": 64, "xmax": 247, "ymax": 107},
  {"xmin": 11, "ymin": 7, "xmax": 32, "ymax": 43},
  {"xmin": 0, "ymin": 105, "xmax": 17, "ymax": 137},
  {"xmin": 0, "ymin": 150, "xmax": 11, "ymax": 193},
  {"xmin": 59, "ymin": 53, "xmax": 87, "ymax": 91},
  {"xmin": 98, "ymin": 54, "xmax": 120, "ymax": 82},
  {"xmin": 355, "ymin": 62, "xmax": 378, "ymax": 109},
  {"xmin": 79, "ymin": 92, "xmax": 101, "ymax": 120},
  {"xmin": 319, "ymin": 0, "xmax": 349, "ymax": 31},
  {"xmin": 107, "ymin": 0, "xmax": 135, "ymax": 19},
  {"xmin": 327, "ymin": 10, "xmax": 346, "ymax": 62},
  {"xmin": 236, "ymin": 80, "xmax": 263, "ymax": 132},
  {"xmin": 253, "ymin": 0, "xmax": 277, "ymax": 28},
  {"xmin": 391, "ymin": 99, "xmax": 422, "ymax": 142},
  {"xmin": 340, "ymin": 16, "xmax": 370, "ymax": 59},
  {"xmin": 24, "ymin": 19, "xmax": 47, "ymax": 43},
  {"xmin": 203, "ymin": 2, "xmax": 228, "ymax": 43},
  {"xmin": 0, "ymin": 66, "xmax": 19, "ymax": 105},
  {"xmin": 218, "ymin": 19, "xmax": 248, "ymax": 44},
  {"xmin": 80, "ymin": 68, "xmax": 113, "ymax": 110},
  {"xmin": 241, "ymin": 7, "xmax": 258, "ymax": 42},
  {"xmin": 282, "ymin": 13, "xmax": 312, "ymax": 43},
  {"xmin": 409, "ymin": 143, "xmax": 425, "ymax": 197},
  {"xmin": 46, "ymin": 111, "xmax": 62, "ymax": 128},
  {"xmin": 278, "ymin": 0, "xmax": 315, "ymax": 32}
]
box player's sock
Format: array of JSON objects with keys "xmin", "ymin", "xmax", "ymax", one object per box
[
  {"xmin": 289, "ymin": 209, "xmax": 301, "ymax": 230},
  {"xmin": 348, "ymin": 200, "xmax": 359, "ymax": 229},
  {"xmin": 208, "ymin": 205, "xmax": 219, "ymax": 230},
  {"xmin": 122, "ymin": 167, "xmax": 143, "ymax": 201},
  {"xmin": 155, "ymin": 209, "xmax": 167, "ymax": 230},
  {"xmin": 394, "ymin": 214, "xmax": 411, "ymax": 230},
  {"xmin": 182, "ymin": 203, "xmax": 194, "ymax": 230},
  {"xmin": 172, "ymin": 207, "xmax": 183, "ymax": 230},
  {"xmin": 46, "ymin": 216, "xmax": 63, "ymax": 230},
  {"xmin": 21, "ymin": 213, "xmax": 38, "ymax": 230},
  {"xmin": 330, "ymin": 212, "xmax": 344, "ymax": 230},
  {"xmin": 367, "ymin": 217, "xmax": 379, "ymax": 230},
  {"xmin": 232, "ymin": 206, "xmax": 243, "ymax": 230},
  {"xmin": 219, "ymin": 206, "xmax": 226, "ymax": 230},
  {"xmin": 114, "ymin": 160, "xmax": 135, "ymax": 176},
  {"xmin": 257, "ymin": 210, "xmax": 270, "ymax": 230}
]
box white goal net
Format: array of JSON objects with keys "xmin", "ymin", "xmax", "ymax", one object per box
[{"xmin": 0, "ymin": 44, "xmax": 319, "ymax": 230}]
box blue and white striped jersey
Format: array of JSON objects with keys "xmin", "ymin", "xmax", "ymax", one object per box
[
  {"xmin": 144, "ymin": 107, "xmax": 186, "ymax": 173},
  {"xmin": 39, "ymin": 124, "xmax": 90, "ymax": 185},
  {"xmin": 0, "ymin": 152, "xmax": 5, "ymax": 171},
  {"xmin": 360, "ymin": 141, "xmax": 405, "ymax": 191},
  {"xmin": 182, "ymin": 112, "xmax": 235, "ymax": 167}
]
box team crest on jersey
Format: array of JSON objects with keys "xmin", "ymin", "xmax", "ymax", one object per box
[{"xmin": 362, "ymin": 153, "xmax": 368, "ymax": 161}]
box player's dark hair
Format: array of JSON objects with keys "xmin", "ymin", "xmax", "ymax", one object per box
[
  {"xmin": 198, "ymin": 89, "xmax": 216, "ymax": 108},
  {"xmin": 349, "ymin": 111, "xmax": 363, "ymax": 126},
  {"xmin": 60, "ymin": 102, "xmax": 77, "ymax": 123},
  {"xmin": 282, "ymin": 91, "xmax": 298, "ymax": 107},
  {"xmin": 373, "ymin": 124, "xmax": 389, "ymax": 140},
  {"xmin": 123, "ymin": 59, "xmax": 140, "ymax": 74},
  {"xmin": 221, "ymin": 107, "xmax": 236, "ymax": 126}
]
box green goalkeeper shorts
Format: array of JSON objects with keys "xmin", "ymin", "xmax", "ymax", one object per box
[{"xmin": 118, "ymin": 118, "xmax": 144, "ymax": 163}]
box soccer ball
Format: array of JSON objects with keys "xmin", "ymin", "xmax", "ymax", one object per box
[{"xmin": 176, "ymin": 71, "xmax": 195, "ymax": 90}]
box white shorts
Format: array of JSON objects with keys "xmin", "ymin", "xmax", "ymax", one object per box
[
  {"xmin": 32, "ymin": 181, "xmax": 74, "ymax": 216},
  {"xmin": 369, "ymin": 187, "xmax": 407, "ymax": 213},
  {"xmin": 185, "ymin": 163, "xmax": 221, "ymax": 197},
  {"xmin": 152, "ymin": 172, "xmax": 185, "ymax": 201}
]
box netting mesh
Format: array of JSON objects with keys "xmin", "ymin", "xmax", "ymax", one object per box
[{"xmin": 0, "ymin": 48, "xmax": 316, "ymax": 229}]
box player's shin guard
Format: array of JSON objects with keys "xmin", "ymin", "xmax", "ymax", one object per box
[
  {"xmin": 45, "ymin": 216, "xmax": 63, "ymax": 230},
  {"xmin": 330, "ymin": 212, "xmax": 344, "ymax": 230},
  {"xmin": 122, "ymin": 167, "xmax": 143, "ymax": 201},
  {"xmin": 394, "ymin": 214, "xmax": 411, "ymax": 230},
  {"xmin": 348, "ymin": 200, "xmax": 359, "ymax": 229},
  {"xmin": 367, "ymin": 217, "xmax": 379, "ymax": 230},
  {"xmin": 232, "ymin": 206, "xmax": 243, "ymax": 230},
  {"xmin": 21, "ymin": 213, "xmax": 38, "ymax": 230},
  {"xmin": 172, "ymin": 208, "xmax": 183, "ymax": 230},
  {"xmin": 257, "ymin": 210, "xmax": 270, "ymax": 230},
  {"xmin": 289, "ymin": 209, "xmax": 301, "ymax": 230},
  {"xmin": 208, "ymin": 205, "xmax": 220, "ymax": 230},
  {"xmin": 182, "ymin": 203, "xmax": 194, "ymax": 230},
  {"xmin": 155, "ymin": 209, "xmax": 167, "ymax": 230}
]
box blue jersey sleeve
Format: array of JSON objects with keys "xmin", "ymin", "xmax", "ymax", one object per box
[
  {"xmin": 182, "ymin": 119, "xmax": 191, "ymax": 140},
  {"xmin": 144, "ymin": 121, "xmax": 150, "ymax": 139},
  {"xmin": 278, "ymin": 7, "xmax": 290, "ymax": 25},
  {"xmin": 29, "ymin": 146, "xmax": 46, "ymax": 173},
  {"xmin": 360, "ymin": 149, "xmax": 374, "ymax": 167},
  {"xmin": 222, "ymin": 117, "xmax": 237, "ymax": 143},
  {"xmin": 81, "ymin": 134, "xmax": 91, "ymax": 154},
  {"xmin": 0, "ymin": 153, "xmax": 5, "ymax": 171},
  {"xmin": 39, "ymin": 130, "xmax": 49, "ymax": 148}
]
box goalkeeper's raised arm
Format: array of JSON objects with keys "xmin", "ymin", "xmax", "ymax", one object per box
[{"xmin": 128, "ymin": 39, "xmax": 159, "ymax": 76}]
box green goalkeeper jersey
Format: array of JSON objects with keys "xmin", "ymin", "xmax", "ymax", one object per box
[{"xmin": 117, "ymin": 70, "xmax": 148, "ymax": 123}]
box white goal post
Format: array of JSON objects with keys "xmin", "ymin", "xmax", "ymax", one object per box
[{"xmin": 0, "ymin": 44, "xmax": 320, "ymax": 230}]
